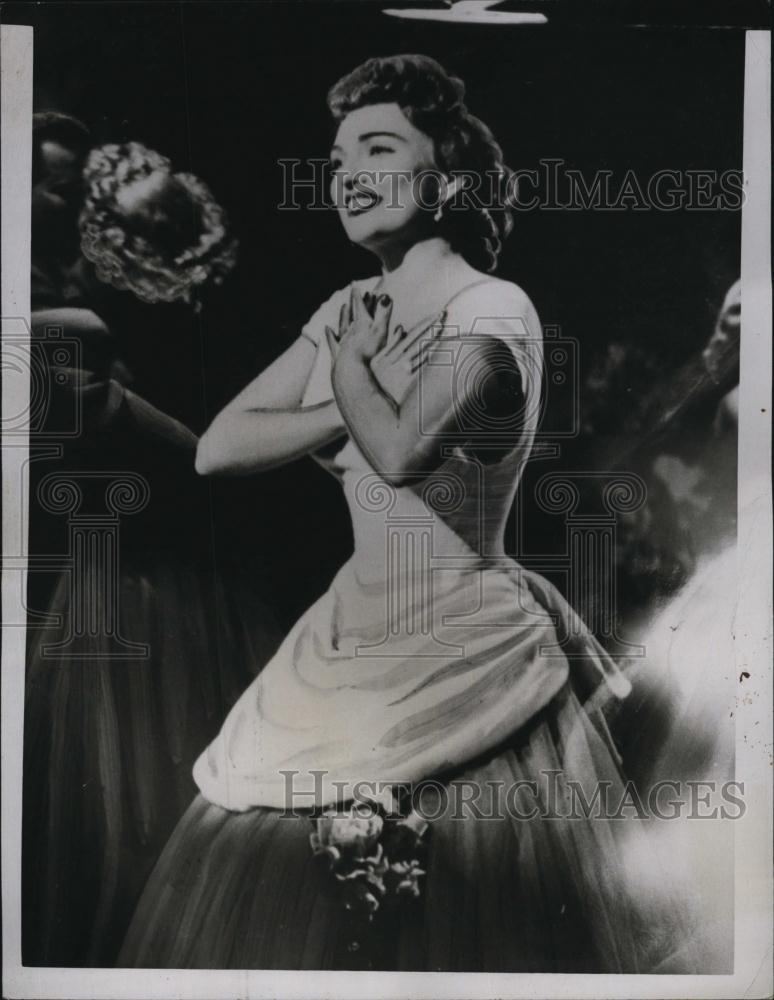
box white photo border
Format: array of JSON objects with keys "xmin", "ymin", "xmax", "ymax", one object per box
[{"xmin": 1, "ymin": 21, "xmax": 771, "ymax": 1000}]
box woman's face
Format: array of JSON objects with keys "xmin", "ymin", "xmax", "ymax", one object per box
[{"xmin": 330, "ymin": 102, "xmax": 438, "ymax": 255}]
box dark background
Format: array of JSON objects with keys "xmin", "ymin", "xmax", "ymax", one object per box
[{"xmin": 4, "ymin": 0, "xmax": 746, "ymax": 629}]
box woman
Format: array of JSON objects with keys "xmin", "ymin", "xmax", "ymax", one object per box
[
  {"xmin": 120, "ymin": 55, "xmax": 699, "ymax": 972},
  {"xmin": 23, "ymin": 139, "xmax": 280, "ymax": 966}
]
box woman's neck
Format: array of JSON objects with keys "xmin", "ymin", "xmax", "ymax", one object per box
[
  {"xmin": 370, "ymin": 236, "xmax": 481, "ymax": 330},
  {"xmin": 377, "ymin": 235, "xmax": 455, "ymax": 276},
  {"xmin": 374, "ymin": 236, "xmax": 476, "ymax": 300}
]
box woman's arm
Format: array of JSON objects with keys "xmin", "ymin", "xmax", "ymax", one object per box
[
  {"xmin": 329, "ymin": 290, "xmax": 530, "ymax": 487},
  {"xmin": 195, "ymin": 335, "xmax": 346, "ymax": 476}
]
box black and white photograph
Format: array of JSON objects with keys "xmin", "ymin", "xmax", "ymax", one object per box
[{"xmin": 1, "ymin": 3, "xmax": 771, "ymax": 998}]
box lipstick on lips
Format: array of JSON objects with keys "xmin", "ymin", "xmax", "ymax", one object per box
[{"xmin": 345, "ymin": 189, "xmax": 382, "ymax": 216}]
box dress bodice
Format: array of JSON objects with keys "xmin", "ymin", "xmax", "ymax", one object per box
[
  {"xmin": 300, "ymin": 276, "xmax": 545, "ymax": 579},
  {"xmin": 193, "ymin": 277, "xmax": 628, "ymax": 812}
]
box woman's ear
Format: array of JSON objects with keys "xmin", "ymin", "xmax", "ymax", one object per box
[
  {"xmin": 433, "ymin": 175, "xmax": 463, "ymax": 222},
  {"xmin": 441, "ymin": 175, "xmax": 462, "ymax": 205}
]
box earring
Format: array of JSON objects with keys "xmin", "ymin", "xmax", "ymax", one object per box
[{"xmin": 434, "ymin": 176, "xmax": 461, "ymax": 223}]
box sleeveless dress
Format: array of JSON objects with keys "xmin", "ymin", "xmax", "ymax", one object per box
[{"xmin": 119, "ymin": 278, "xmax": 700, "ymax": 972}]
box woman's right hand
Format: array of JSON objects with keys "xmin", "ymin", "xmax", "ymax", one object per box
[
  {"xmin": 194, "ymin": 331, "xmax": 350, "ymax": 476},
  {"xmin": 325, "ymin": 287, "xmax": 392, "ymax": 367}
]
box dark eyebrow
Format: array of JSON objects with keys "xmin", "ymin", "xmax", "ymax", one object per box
[
  {"xmin": 358, "ymin": 131, "xmax": 405, "ymax": 143},
  {"xmin": 329, "ymin": 131, "xmax": 405, "ymax": 156}
]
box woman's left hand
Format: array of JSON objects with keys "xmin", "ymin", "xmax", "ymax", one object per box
[{"xmin": 325, "ymin": 287, "xmax": 393, "ymax": 365}]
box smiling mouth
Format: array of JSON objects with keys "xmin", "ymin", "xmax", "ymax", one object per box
[{"xmin": 346, "ymin": 192, "xmax": 382, "ymax": 216}]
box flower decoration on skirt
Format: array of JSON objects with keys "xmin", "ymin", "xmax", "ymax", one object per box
[
  {"xmin": 309, "ymin": 794, "xmax": 428, "ymax": 926},
  {"xmin": 79, "ymin": 141, "xmax": 238, "ymax": 309}
]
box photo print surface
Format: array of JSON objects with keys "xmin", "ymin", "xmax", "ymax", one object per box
[{"xmin": 1, "ymin": 4, "xmax": 771, "ymax": 998}]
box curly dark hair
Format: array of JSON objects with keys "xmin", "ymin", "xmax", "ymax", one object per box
[{"xmin": 327, "ymin": 54, "xmax": 515, "ymax": 272}]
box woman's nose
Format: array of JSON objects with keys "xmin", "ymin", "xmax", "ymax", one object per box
[{"xmin": 332, "ymin": 164, "xmax": 356, "ymax": 208}]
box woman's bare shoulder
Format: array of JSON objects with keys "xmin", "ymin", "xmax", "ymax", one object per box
[
  {"xmin": 302, "ymin": 276, "xmax": 380, "ymax": 345},
  {"xmin": 460, "ymin": 273, "xmax": 535, "ymax": 309},
  {"xmin": 352, "ymin": 275, "xmax": 381, "ymax": 295},
  {"xmin": 311, "ymin": 275, "xmax": 380, "ymax": 312},
  {"xmin": 445, "ymin": 274, "xmax": 540, "ymax": 337}
]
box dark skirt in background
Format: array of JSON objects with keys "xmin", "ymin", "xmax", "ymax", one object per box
[
  {"xmin": 21, "ymin": 337, "xmax": 284, "ymax": 967},
  {"xmin": 22, "ymin": 549, "xmax": 281, "ymax": 967},
  {"xmin": 119, "ymin": 681, "xmax": 706, "ymax": 973}
]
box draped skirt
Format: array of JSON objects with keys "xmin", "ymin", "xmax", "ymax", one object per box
[{"xmin": 119, "ymin": 680, "xmax": 706, "ymax": 973}]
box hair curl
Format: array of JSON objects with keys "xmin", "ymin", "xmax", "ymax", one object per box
[
  {"xmin": 327, "ymin": 54, "xmax": 515, "ymax": 272},
  {"xmin": 79, "ymin": 141, "xmax": 238, "ymax": 309},
  {"xmin": 32, "ymin": 111, "xmax": 91, "ymax": 184}
]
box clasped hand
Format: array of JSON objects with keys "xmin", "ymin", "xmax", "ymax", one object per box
[
  {"xmin": 326, "ymin": 286, "xmax": 446, "ymax": 407},
  {"xmin": 325, "ymin": 286, "xmax": 393, "ymax": 364}
]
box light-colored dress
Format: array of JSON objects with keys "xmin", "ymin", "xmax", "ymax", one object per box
[{"xmin": 120, "ymin": 278, "xmax": 700, "ymax": 972}]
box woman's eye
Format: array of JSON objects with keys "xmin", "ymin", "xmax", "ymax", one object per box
[{"xmin": 368, "ymin": 145, "xmax": 394, "ymax": 157}]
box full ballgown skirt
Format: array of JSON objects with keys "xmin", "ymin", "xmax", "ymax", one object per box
[
  {"xmin": 118, "ymin": 279, "xmax": 708, "ymax": 972},
  {"xmin": 22, "ymin": 324, "xmax": 281, "ymax": 966},
  {"xmin": 120, "ymin": 680, "xmax": 701, "ymax": 972}
]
